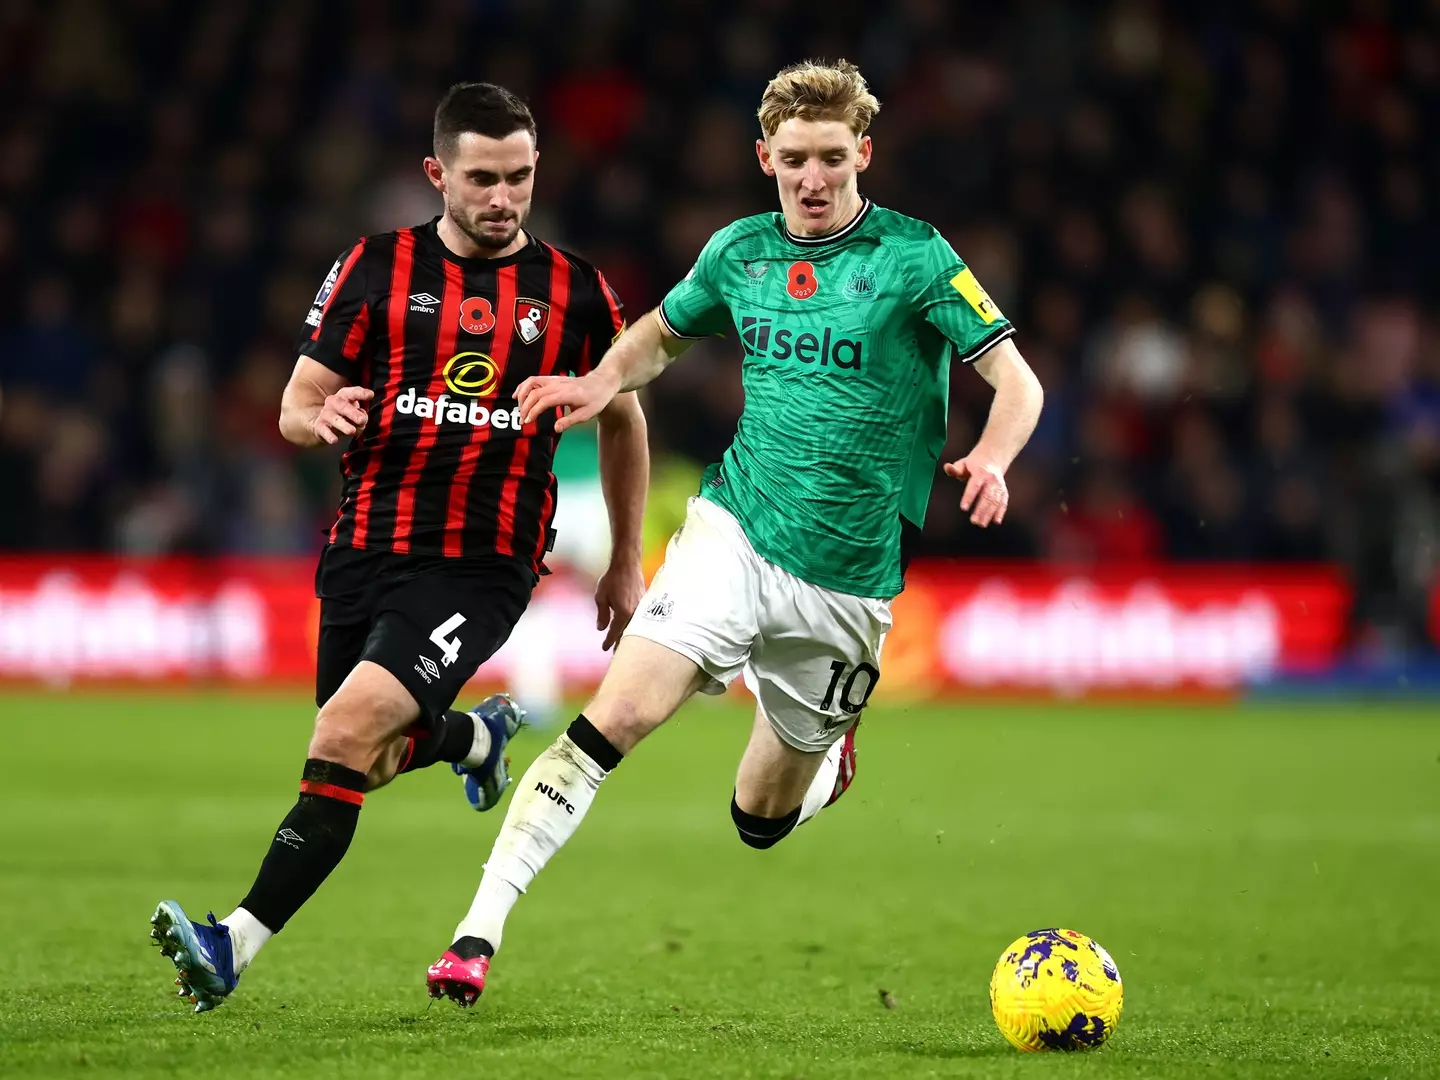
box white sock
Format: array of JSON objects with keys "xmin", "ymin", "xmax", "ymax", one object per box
[
  {"xmin": 798, "ymin": 737, "xmax": 843, "ymax": 825},
  {"xmin": 452, "ymin": 870, "xmax": 522, "ymax": 952},
  {"xmin": 458, "ymin": 710, "xmax": 493, "ymax": 769},
  {"xmin": 451, "ymin": 732, "xmax": 609, "ymax": 951},
  {"xmin": 219, "ymin": 906, "xmax": 273, "ymax": 975}
]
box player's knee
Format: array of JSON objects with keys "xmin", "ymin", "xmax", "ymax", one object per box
[
  {"xmin": 583, "ymin": 694, "xmax": 655, "ymax": 756},
  {"xmin": 730, "ymin": 795, "xmax": 800, "ymax": 850},
  {"xmin": 363, "ymin": 736, "xmax": 409, "ymax": 791},
  {"xmin": 309, "ymin": 695, "xmax": 409, "ymax": 769},
  {"xmin": 307, "ymin": 714, "xmax": 370, "ymax": 769},
  {"xmin": 583, "ymin": 640, "xmax": 703, "ymax": 754}
]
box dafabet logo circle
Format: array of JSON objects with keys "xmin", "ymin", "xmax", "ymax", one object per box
[{"xmin": 443, "ymin": 352, "xmax": 498, "ymax": 396}]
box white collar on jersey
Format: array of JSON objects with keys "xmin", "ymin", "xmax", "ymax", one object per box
[{"xmin": 780, "ymin": 198, "xmax": 874, "ymax": 246}]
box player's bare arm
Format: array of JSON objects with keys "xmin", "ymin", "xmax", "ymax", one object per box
[
  {"xmin": 944, "ymin": 338, "xmax": 1044, "ymax": 528},
  {"xmin": 516, "ymin": 309, "xmax": 693, "ymax": 432},
  {"xmin": 278, "ymin": 356, "xmax": 375, "ymax": 448},
  {"xmin": 593, "ymin": 390, "xmax": 649, "ymax": 650}
]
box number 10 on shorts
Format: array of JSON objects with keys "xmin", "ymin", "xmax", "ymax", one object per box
[
  {"xmin": 430, "ymin": 613, "xmax": 466, "ymax": 667},
  {"xmin": 820, "ymin": 661, "xmax": 879, "ymax": 714}
]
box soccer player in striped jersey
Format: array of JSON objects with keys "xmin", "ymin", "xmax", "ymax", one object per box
[
  {"xmin": 425, "ymin": 59, "xmax": 1044, "ymax": 1006},
  {"xmin": 149, "ymin": 83, "xmax": 649, "ymax": 1012}
]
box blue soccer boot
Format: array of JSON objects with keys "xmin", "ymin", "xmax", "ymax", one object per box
[
  {"xmin": 452, "ymin": 693, "xmax": 527, "ymax": 812},
  {"xmin": 149, "ymin": 900, "xmax": 239, "ymax": 1013}
]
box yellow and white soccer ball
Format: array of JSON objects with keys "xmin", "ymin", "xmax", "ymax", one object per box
[{"xmin": 989, "ymin": 928, "xmax": 1123, "ymax": 1052}]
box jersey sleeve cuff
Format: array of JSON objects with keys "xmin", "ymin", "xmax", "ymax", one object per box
[
  {"xmin": 657, "ymin": 302, "xmax": 707, "ymax": 340},
  {"xmin": 955, "ymin": 323, "xmax": 1016, "ymax": 364},
  {"xmin": 297, "ymin": 338, "xmax": 356, "ymax": 378}
]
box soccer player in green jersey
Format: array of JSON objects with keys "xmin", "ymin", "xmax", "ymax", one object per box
[{"xmin": 425, "ymin": 59, "xmax": 1044, "ymax": 1006}]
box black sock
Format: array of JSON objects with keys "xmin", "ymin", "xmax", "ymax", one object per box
[
  {"xmin": 399, "ymin": 710, "xmax": 476, "ymax": 774},
  {"xmin": 450, "ymin": 935, "xmax": 495, "ymax": 961},
  {"xmin": 565, "ymin": 714, "xmax": 623, "ymax": 771},
  {"xmin": 238, "ymin": 759, "xmax": 367, "ymax": 932},
  {"xmin": 731, "ymin": 795, "xmax": 800, "ymax": 850}
]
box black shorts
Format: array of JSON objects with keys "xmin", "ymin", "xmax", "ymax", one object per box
[{"xmin": 314, "ymin": 544, "xmax": 536, "ymax": 723}]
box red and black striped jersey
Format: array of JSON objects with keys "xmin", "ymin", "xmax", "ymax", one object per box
[{"xmin": 297, "ymin": 217, "xmax": 625, "ymax": 569}]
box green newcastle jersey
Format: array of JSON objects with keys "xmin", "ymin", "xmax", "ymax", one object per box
[{"xmin": 657, "ymin": 199, "xmax": 1016, "ymax": 598}]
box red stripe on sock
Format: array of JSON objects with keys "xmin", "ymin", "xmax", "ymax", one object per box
[
  {"xmin": 299, "ymin": 780, "xmax": 365, "ymax": 806},
  {"xmin": 397, "ymin": 736, "xmax": 416, "ymax": 774}
]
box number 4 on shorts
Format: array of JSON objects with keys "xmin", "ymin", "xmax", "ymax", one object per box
[{"xmin": 430, "ymin": 612, "xmax": 466, "ymax": 667}]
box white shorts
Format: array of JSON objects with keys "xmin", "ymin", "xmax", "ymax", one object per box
[{"xmin": 624, "ymin": 496, "xmax": 892, "ymax": 752}]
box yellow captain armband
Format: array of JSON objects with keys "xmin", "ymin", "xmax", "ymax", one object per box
[{"xmin": 949, "ymin": 267, "xmax": 1002, "ymax": 324}]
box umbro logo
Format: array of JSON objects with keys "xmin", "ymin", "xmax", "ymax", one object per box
[
  {"xmin": 409, "ymin": 292, "xmax": 440, "ymax": 313},
  {"xmin": 276, "ymin": 827, "xmax": 304, "ymax": 849},
  {"xmin": 415, "ymin": 654, "xmax": 441, "ymax": 683}
]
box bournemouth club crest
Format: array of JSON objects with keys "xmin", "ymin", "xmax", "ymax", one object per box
[{"xmin": 515, "ymin": 298, "xmax": 551, "ymax": 344}]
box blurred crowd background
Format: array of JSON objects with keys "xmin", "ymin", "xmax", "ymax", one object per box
[{"xmin": 1, "ymin": 0, "xmax": 1438, "ymax": 651}]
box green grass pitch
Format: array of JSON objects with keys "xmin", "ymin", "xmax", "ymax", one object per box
[{"xmin": 0, "ymin": 690, "xmax": 1436, "ymax": 1078}]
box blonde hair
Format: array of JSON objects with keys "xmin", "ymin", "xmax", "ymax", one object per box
[{"xmin": 757, "ymin": 59, "xmax": 881, "ymax": 138}]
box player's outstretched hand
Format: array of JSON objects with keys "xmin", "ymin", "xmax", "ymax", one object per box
[
  {"xmin": 313, "ymin": 385, "xmax": 374, "ymax": 445},
  {"xmin": 594, "ymin": 560, "xmax": 646, "ymax": 651},
  {"xmin": 516, "ymin": 369, "xmax": 620, "ymax": 434},
  {"xmin": 945, "ymin": 453, "xmax": 1009, "ymax": 527}
]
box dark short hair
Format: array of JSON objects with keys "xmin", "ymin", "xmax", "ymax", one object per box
[{"xmin": 433, "ymin": 82, "xmax": 537, "ymax": 159}]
